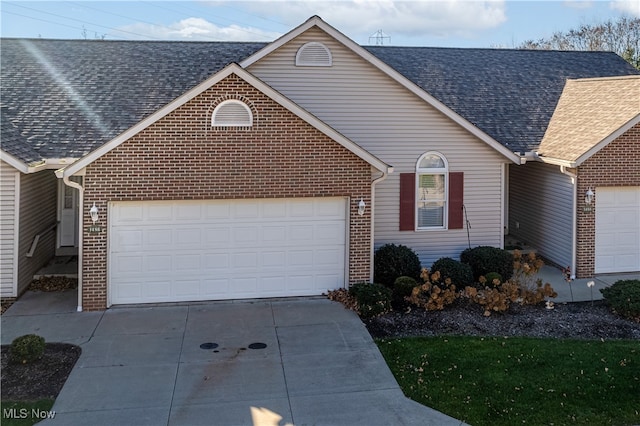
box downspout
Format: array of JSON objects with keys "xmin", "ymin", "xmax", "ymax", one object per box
[
  {"xmin": 369, "ymin": 167, "xmax": 392, "ymax": 282},
  {"xmin": 560, "ymin": 165, "xmax": 577, "ymax": 280},
  {"xmin": 58, "ymin": 172, "xmax": 84, "ymax": 312}
]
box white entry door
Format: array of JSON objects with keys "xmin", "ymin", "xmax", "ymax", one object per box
[
  {"xmin": 595, "ymin": 187, "xmax": 640, "ymax": 273},
  {"xmin": 108, "ymin": 197, "xmax": 348, "ymax": 305},
  {"xmin": 58, "ymin": 179, "xmax": 79, "ymax": 247}
]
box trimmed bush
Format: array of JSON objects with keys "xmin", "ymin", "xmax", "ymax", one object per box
[
  {"xmin": 374, "ymin": 244, "xmax": 422, "ymax": 288},
  {"xmin": 9, "ymin": 334, "xmax": 45, "ymax": 365},
  {"xmin": 349, "ymin": 282, "xmax": 392, "ymax": 319},
  {"xmin": 484, "ymin": 272, "xmax": 503, "ymax": 287},
  {"xmin": 392, "ymin": 276, "xmax": 418, "ymax": 310},
  {"xmin": 601, "ymin": 279, "xmax": 640, "ymax": 321},
  {"xmin": 430, "ymin": 257, "xmax": 473, "ymax": 288},
  {"xmin": 461, "ymin": 246, "xmax": 514, "ymax": 282}
]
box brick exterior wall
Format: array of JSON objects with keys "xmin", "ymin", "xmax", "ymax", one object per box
[
  {"xmin": 575, "ymin": 122, "xmax": 640, "ymax": 278},
  {"xmin": 81, "ymin": 74, "xmax": 373, "ymax": 310}
]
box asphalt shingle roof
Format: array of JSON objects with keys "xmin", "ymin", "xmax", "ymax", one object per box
[
  {"xmin": 2, "ymin": 38, "xmax": 639, "ymax": 165},
  {"xmin": 365, "ymin": 46, "xmax": 639, "ymax": 154},
  {"xmin": 538, "ymin": 75, "xmax": 640, "ymax": 163},
  {"xmin": 1, "ymin": 39, "xmax": 266, "ymax": 164}
]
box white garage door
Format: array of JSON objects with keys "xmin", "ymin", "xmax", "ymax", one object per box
[
  {"xmin": 108, "ymin": 198, "xmax": 347, "ymax": 305},
  {"xmin": 595, "ymin": 187, "xmax": 640, "ymax": 274}
]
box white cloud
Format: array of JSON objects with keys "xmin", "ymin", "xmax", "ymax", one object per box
[
  {"xmin": 219, "ymin": 0, "xmax": 507, "ymax": 42},
  {"xmin": 116, "ymin": 17, "xmax": 281, "ymax": 41},
  {"xmin": 610, "ymin": 0, "xmax": 640, "ymax": 16}
]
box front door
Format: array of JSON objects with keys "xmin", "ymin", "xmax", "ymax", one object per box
[{"xmin": 58, "ymin": 178, "xmax": 80, "ymax": 247}]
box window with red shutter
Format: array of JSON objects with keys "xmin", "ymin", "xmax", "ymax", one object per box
[{"xmin": 399, "ymin": 153, "xmax": 464, "ymax": 231}]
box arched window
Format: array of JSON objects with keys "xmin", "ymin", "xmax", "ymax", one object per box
[
  {"xmin": 416, "ymin": 152, "xmax": 448, "ymax": 229},
  {"xmin": 211, "ymin": 100, "xmax": 253, "ymax": 127},
  {"xmin": 295, "ymin": 42, "xmax": 333, "ymax": 67}
]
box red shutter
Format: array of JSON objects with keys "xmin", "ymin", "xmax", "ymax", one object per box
[
  {"xmin": 399, "ymin": 173, "xmax": 415, "ymax": 231},
  {"xmin": 448, "ymin": 172, "xmax": 464, "ymax": 229}
]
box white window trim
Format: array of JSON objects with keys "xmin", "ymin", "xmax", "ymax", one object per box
[
  {"xmin": 295, "ymin": 41, "xmax": 333, "ymax": 67},
  {"xmin": 211, "ymin": 99, "xmax": 253, "ymax": 127},
  {"xmin": 416, "ymin": 151, "xmax": 448, "ymax": 230}
]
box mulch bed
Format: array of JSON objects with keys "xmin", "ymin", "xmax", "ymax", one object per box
[{"xmin": 1, "ymin": 343, "xmax": 81, "ymax": 401}]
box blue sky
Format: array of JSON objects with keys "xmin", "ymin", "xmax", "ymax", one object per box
[{"xmin": 1, "ymin": 1, "xmax": 639, "ymax": 47}]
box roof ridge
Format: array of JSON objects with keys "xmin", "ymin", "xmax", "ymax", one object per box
[{"xmin": 568, "ymin": 75, "xmax": 640, "ymax": 83}]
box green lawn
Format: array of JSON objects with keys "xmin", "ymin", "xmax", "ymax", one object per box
[
  {"xmin": 1, "ymin": 400, "xmax": 55, "ymax": 426},
  {"xmin": 377, "ymin": 336, "xmax": 640, "ymax": 426}
]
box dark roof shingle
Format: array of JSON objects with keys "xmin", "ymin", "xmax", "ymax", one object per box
[
  {"xmin": 2, "ymin": 38, "xmax": 638, "ymax": 165},
  {"xmin": 1, "ymin": 39, "xmax": 266, "ymax": 163},
  {"xmin": 365, "ymin": 46, "xmax": 639, "ymax": 153}
]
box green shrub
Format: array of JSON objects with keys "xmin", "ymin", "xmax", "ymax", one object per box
[
  {"xmin": 392, "ymin": 276, "xmax": 418, "ymax": 310},
  {"xmin": 484, "ymin": 272, "xmax": 503, "ymax": 287},
  {"xmin": 460, "ymin": 246, "xmax": 514, "ymax": 282},
  {"xmin": 374, "ymin": 244, "xmax": 422, "ymax": 288},
  {"xmin": 601, "ymin": 280, "xmax": 640, "ymax": 321},
  {"xmin": 430, "ymin": 257, "xmax": 473, "ymax": 288},
  {"xmin": 349, "ymin": 282, "xmax": 392, "ymax": 319},
  {"xmin": 9, "ymin": 334, "xmax": 45, "ymax": 364}
]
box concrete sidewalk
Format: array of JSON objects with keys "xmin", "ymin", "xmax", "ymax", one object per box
[
  {"xmin": 535, "ymin": 265, "xmax": 639, "ymax": 303},
  {"xmin": 1, "ymin": 295, "xmax": 466, "ymax": 426}
]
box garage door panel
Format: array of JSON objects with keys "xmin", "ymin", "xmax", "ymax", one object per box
[
  {"xmin": 147, "ymin": 204, "xmax": 173, "ymax": 221},
  {"xmin": 202, "ymin": 253, "xmax": 229, "ymax": 269},
  {"xmin": 595, "ymin": 187, "xmax": 640, "ymax": 274},
  {"xmin": 109, "ymin": 198, "xmax": 347, "ymax": 305},
  {"xmin": 147, "ymin": 229, "xmax": 172, "ymax": 247},
  {"xmin": 148, "ymin": 255, "xmax": 172, "ymax": 272},
  {"xmin": 263, "ymin": 251, "xmax": 286, "ymax": 267}
]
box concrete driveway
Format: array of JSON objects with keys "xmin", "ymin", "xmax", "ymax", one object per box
[{"xmin": 2, "ymin": 293, "xmax": 465, "ymax": 426}]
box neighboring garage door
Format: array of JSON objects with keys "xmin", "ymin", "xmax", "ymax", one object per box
[
  {"xmin": 108, "ymin": 197, "xmax": 347, "ymax": 305},
  {"xmin": 595, "ymin": 187, "xmax": 640, "ymax": 274}
]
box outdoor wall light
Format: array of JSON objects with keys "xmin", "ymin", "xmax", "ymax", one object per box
[
  {"xmin": 358, "ymin": 198, "xmax": 366, "ymax": 216},
  {"xmin": 89, "ymin": 203, "xmax": 99, "ymax": 223},
  {"xmin": 584, "ymin": 188, "xmax": 594, "ymax": 205}
]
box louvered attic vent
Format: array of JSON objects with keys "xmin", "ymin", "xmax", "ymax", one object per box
[
  {"xmin": 295, "ymin": 42, "xmax": 333, "ymax": 67},
  {"xmin": 211, "ymin": 100, "xmax": 253, "ymax": 127}
]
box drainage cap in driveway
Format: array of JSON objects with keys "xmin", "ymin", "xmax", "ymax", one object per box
[
  {"xmin": 248, "ymin": 342, "xmax": 267, "ymax": 350},
  {"xmin": 200, "ymin": 342, "xmax": 219, "ymax": 350}
]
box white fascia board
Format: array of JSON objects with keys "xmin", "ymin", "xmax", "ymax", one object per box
[
  {"xmin": 62, "ymin": 63, "xmax": 390, "ymax": 177},
  {"xmin": 534, "ymin": 156, "xmax": 577, "ymax": 168},
  {"xmin": 240, "ymin": 16, "xmax": 521, "ymax": 165},
  {"xmin": 0, "ymin": 150, "xmax": 29, "ymax": 173}
]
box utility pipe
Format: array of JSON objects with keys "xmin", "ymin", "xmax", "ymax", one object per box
[
  {"xmin": 369, "ymin": 167, "xmax": 392, "ymax": 282},
  {"xmin": 60, "ymin": 173, "xmax": 84, "ymax": 312},
  {"xmin": 560, "ymin": 165, "xmax": 577, "ymax": 280}
]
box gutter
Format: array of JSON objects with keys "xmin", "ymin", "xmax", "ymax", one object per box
[
  {"xmin": 55, "ymin": 168, "xmax": 84, "ymax": 312},
  {"xmin": 559, "ymin": 165, "xmax": 577, "ymax": 280},
  {"xmin": 369, "ymin": 166, "xmax": 393, "ymax": 282}
]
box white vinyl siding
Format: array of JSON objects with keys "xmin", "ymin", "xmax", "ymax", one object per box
[
  {"xmin": 0, "ymin": 161, "xmax": 19, "ymax": 297},
  {"xmin": 509, "ymin": 162, "xmax": 573, "ymax": 268},
  {"xmin": 248, "ymin": 27, "xmax": 509, "ymax": 267},
  {"xmin": 17, "ymin": 170, "xmax": 58, "ymax": 295}
]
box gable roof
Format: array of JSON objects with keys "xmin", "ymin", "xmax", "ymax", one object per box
[
  {"xmin": 1, "ymin": 39, "xmax": 266, "ymax": 166},
  {"xmin": 365, "ymin": 46, "xmax": 639, "ymax": 155},
  {"xmin": 537, "ymin": 75, "xmax": 640, "ymax": 166},
  {"xmin": 240, "ymin": 16, "xmax": 521, "ymax": 164},
  {"xmin": 2, "ymin": 16, "xmax": 639, "ymax": 168},
  {"xmin": 59, "ymin": 63, "xmax": 391, "ymax": 178}
]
